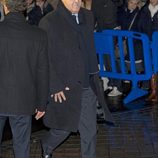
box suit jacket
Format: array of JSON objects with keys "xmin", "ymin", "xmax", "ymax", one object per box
[
  {"xmin": 0, "ymin": 12, "xmax": 49, "ymax": 115},
  {"xmin": 39, "ymin": 1, "xmax": 113, "ymax": 132}
]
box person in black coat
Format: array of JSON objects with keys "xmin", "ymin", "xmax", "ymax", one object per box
[
  {"xmin": 36, "ymin": 0, "xmax": 54, "ymax": 16},
  {"xmin": 137, "ymin": 0, "xmax": 158, "ymax": 39},
  {"xmin": 39, "ymin": 0, "xmax": 113, "ymax": 157},
  {"xmin": 117, "ymin": 0, "xmax": 140, "ymax": 31},
  {"xmin": 117, "ymin": 0, "xmax": 143, "ymax": 61},
  {"xmin": 91, "ymin": 0, "xmax": 124, "ymax": 97},
  {"xmin": 137, "ymin": 0, "xmax": 158, "ymax": 102},
  {"xmin": 25, "ymin": 0, "xmax": 53, "ymax": 25},
  {"xmin": 25, "ymin": 0, "xmax": 43, "ymax": 25},
  {"xmin": 91, "ymin": 0, "xmax": 119, "ymax": 31},
  {"xmin": 0, "ymin": 0, "xmax": 49, "ymax": 157}
]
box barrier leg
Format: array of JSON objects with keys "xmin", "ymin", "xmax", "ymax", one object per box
[{"xmin": 123, "ymin": 80, "xmax": 148, "ymax": 104}]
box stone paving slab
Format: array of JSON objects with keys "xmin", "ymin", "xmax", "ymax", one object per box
[{"xmin": 2, "ymin": 105, "xmax": 158, "ymax": 158}]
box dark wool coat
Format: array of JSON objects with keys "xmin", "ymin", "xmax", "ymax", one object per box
[
  {"xmin": 25, "ymin": 2, "xmax": 53, "ymax": 26},
  {"xmin": 0, "ymin": 12, "xmax": 49, "ymax": 115},
  {"xmin": 117, "ymin": 6, "xmax": 139, "ymax": 31},
  {"xmin": 26, "ymin": 5, "xmax": 43, "ymax": 25},
  {"xmin": 117, "ymin": 6, "xmax": 142, "ymax": 60},
  {"xmin": 39, "ymin": 1, "xmax": 113, "ymax": 132},
  {"xmin": 91, "ymin": 0, "xmax": 118, "ymax": 31},
  {"xmin": 137, "ymin": 4, "xmax": 158, "ymax": 39}
]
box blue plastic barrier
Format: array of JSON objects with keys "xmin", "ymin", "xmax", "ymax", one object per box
[
  {"xmin": 94, "ymin": 30, "xmax": 153, "ymax": 104},
  {"xmin": 151, "ymin": 31, "xmax": 158, "ymax": 74}
]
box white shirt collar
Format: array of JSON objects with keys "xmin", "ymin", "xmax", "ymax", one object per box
[{"xmin": 149, "ymin": 4, "xmax": 158, "ymax": 18}]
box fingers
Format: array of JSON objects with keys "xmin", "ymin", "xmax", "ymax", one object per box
[
  {"xmin": 35, "ymin": 111, "xmax": 45, "ymax": 120},
  {"xmin": 50, "ymin": 87, "xmax": 70, "ymax": 103},
  {"xmin": 54, "ymin": 91, "xmax": 66, "ymax": 103}
]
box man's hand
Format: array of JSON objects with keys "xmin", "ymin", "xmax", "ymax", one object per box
[
  {"xmin": 51, "ymin": 87, "xmax": 70, "ymax": 103},
  {"xmin": 35, "ymin": 110, "xmax": 45, "ymax": 120}
]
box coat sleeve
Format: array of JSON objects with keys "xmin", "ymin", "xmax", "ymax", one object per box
[
  {"xmin": 39, "ymin": 17, "xmax": 66, "ymax": 94},
  {"xmin": 0, "ymin": 4, "xmax": 4, "ymax": 22},
  {"xmin": 136, "ymin": 9, "xmax": 146, "ymax": 33},
  {"xmin": 36, "ymin": 30, "xmax": 49, "ymax": 111},
  {"xmin": 91, "ymin": 0, "xmax": 98, "ymax": 30}
]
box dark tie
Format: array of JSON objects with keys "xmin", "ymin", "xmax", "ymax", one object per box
[{"xmin": 72, "ymin": 14, "xmax": 79, "ymax": 24}]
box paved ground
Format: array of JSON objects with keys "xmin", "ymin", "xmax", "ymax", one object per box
[{"xmin": 2, "ymin": 102, "xmax": 158, "ymax": 158}]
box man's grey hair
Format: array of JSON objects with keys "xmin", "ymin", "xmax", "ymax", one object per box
[
  {"xmin": 127, "ymin": 0, "xmax": 140, "ymax": 3},
  {"xmin": 1, "ymin": 0, "xmax": 27, "ymax": 12}
]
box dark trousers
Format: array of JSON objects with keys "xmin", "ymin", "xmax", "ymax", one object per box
[
  {"xmin": 0, "ymin": 115, "xmax": 32, "ymax": 158},
  {"xmin": 42, "ymin": 87, "xmax": 97, "ymax": 158}
]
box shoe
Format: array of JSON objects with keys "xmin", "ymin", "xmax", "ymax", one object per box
[
  {"xmin": 146, "ymin": 92, "xmax": 158, "ymax": 102},
  {"xmin": 124, "ymin": 80, "xmax": 130, "ymax": 83},
  {"xmin": 42, "ymin": 149, "xmax": 53, "ymax": 158},
  {"xmin": 145, "ymin": 74, "xmax": 158, "ymax": 102},
  {"xmin": 151, "ymin": 97, "xmax": 158, "ymax": 102},
  {"xmin": 42, "ymin": 153, "xmax": 52, "ymax": 158},
  {"xmin": 41, "ymin": 140, "xmax": 53, "ymax": 158},
  {"xmin": 107, "ymin": 86, "xmax": 113, "ymax": 90},
  {"xmin": 146, "ymin": 92, "xmax": 155, "ymax": 101},
  {"xmin": 125, "ymin": 59, "xmax": 142, "ymax": 64},
  {"xmin": 108, "ymin": 87, "xmax": 122, "ymax": 97},
  {"xmin": 104, "ymin": 86, "xmax": 113, "ymax": 95}
]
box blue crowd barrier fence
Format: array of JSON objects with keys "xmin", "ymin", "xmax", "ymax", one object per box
[
  {"xmin": 94, "ymin": 30, "xmax": 157, "ymax": 104},
  {"xmin": 151, "ymin": 31, "xmax": 158, "ymax": 74}
]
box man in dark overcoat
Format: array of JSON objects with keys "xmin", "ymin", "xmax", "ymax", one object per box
[
  {"xmin": 39, "ymin": 0, "xmax": 113, "ymax": 157},
  {"xmin": 0, "ymin": 0, "xmax": 49, "ymax": 157}
]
